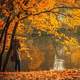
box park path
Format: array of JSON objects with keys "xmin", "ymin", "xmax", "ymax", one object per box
[{"xmin": 0, "ymin": 70, "xmax": 80, "ymax": 80}]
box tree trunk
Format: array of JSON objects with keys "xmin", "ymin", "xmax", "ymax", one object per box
[
  {"xmin": 2, "ymin": 21, "xmax": 18, "ymax": 71},
  {"xmin": 0, "ymin": 17, "xmax": 10, "ymax": 42},
  {"xmin": 2, "ymin": 12, "xmax": 21, "ymax": 71},
  {"xmin": 0, "ymin": 17, "xmax": 10, "ymax": 71}
]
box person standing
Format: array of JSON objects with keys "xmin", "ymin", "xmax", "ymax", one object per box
[{"xmin": 11, "ymin": 38, "xmax": 21, "ymax": 71}]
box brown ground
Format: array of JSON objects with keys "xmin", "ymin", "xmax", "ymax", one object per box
[{"xmin": 0, "ymin": 70, "xmax": 80, "ymax": 80}]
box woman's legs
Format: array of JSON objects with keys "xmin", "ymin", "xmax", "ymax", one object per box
[{"xmin": 15, "ymin": 60, "xmax": 20, "ymax": 71}]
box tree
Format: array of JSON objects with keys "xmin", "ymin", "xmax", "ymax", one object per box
[{"xmin": 0, "ymin": 0, "xmax": 80, "ymax": 71}]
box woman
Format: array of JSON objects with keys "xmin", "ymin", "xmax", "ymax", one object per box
[{"xmin": 11, "ymin": 38, "xmax": 21, "ymax": 71}]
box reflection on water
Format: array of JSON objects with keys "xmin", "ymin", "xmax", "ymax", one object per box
[{"xmin": 53, "ymin": 55, "xmax": 65, "ymax": 70}]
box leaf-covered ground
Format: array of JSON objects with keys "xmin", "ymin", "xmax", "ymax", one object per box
[{"xmin": 0, "ymin": 70, "xmax": 80, "ymax": 80}]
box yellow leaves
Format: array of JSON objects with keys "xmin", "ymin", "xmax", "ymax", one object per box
[
  {"xmin": 58, "ymin": 9, "xmax": 80, "ymax": 28},
  {"xmin": 69, "ymin": 9, "xmax": 80, "ymax": 16},
  {"xmin": 11, "ymin": 0, "xmax": 80, "ymax": 57},
  {"xmin": 56, "ymin": 0, "xmax": 76, "ymax": 6},
  {"xmin": 30, "ymin": 13, "xmax": 61, "ymax": 32},
  {"xmin": 63, "ymin": 46, "xmax": 68, "ymax": 52},
  {"xmin": 30, "ymin": 14, "xmax": 49, "ymax": 31},
  {"xmin": 16, "ymin": 21, "xmax": 25, "ymax": 35},
  {"xmin": 50, "ymin": 13, "xmax": 60, "ymax": 29},
  {"xmin": 70, "ymin": 38, "xmax": 78, "ymax": 45},
  {"xmin": 60, "ymin": 16, "xmax": 73, "ymax": 27},
  {"xmin": 66, "ymin": 9, "xmax": 80, "ymax": 28},
  {"xmin": 63, "ymin": 37, "xmax": 78, "ymax": 47}
]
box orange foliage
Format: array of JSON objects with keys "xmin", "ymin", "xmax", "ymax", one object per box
[
  {"xmin": 1, "ymin": 0, "xmax": 80, "ymax": 70},
  {"xmin": 63, "ymin": 0, "xmax": 75, "ymax": 3},
  {"xmin": 0, "ymin": 20, "xmax": 4, "ymax": 29},
  {"xmin": 58, "ymin": 0, "xmax": 75, "ymax": 4},
  {"xmin": 38, "ymin": 0, "xmax": 56, "ymax": 10}
]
